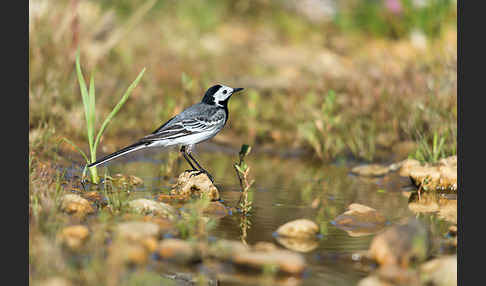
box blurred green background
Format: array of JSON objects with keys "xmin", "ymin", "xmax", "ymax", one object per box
[{"xmin": 29, "ymin": 0, "xmax": 457, "ymax": 163}]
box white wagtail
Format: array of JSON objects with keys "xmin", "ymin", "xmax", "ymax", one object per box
[{"xmin": 87, "ymin": 84, "xmax": 244, "ymax": 182}]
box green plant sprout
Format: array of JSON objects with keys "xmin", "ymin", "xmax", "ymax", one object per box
[{"xmin": 63, "ymin": 50, "xmax": 145, "ymax": 184}]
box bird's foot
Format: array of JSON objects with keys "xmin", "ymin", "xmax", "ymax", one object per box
[{"xmin": 190, "ymin": 169, "xmax": 215, "ymax": 183}]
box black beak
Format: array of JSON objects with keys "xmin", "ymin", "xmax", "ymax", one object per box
[{"xmin": 233, "ymin": 88, "xmax": 244, "ymax": 93}]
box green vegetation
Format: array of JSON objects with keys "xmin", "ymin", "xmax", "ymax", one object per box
[
  {"xmin": 63, "ymin": 52, "xmax": 145, "ymax": 184},
  {"xmin": 412, "ymin": 130, "xmax": 456, "ymax": 164}
]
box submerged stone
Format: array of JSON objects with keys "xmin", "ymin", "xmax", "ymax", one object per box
[
  {"xmin": 420, "ymin": 255, "xmax": 457, "ymax": 286},
  {"xmin": 275, "ymin": 236, "xmax": 319, "ymax": 253},
  {"xmin": 156, "ymin": 239, "xmax": 200, "ymax": 264},
  {"xmin": 57, "ymin": 225, "xmax": 89, "ymax": 250},
  {"xmin": 368, "ymin": 218, "xmax": 429, "ymax": 268},
  {"xmin": 351, "ymin": 164, "xmax": 391, "ymax": 177},
  {"xmin": 232, "ymin": 248, "xmax": 306, "ymax": 275},
  {"xmin": 400, "ymin": 156, "xmax": 457, "ymax": 192},
  {"xmin": 170, "ymin": 171, "xmax": 220, "ymax": 201},
  {"xmin": 207, "ymin": 239, "xmax": 249, "ymax": 261},
  {"xmin": 114, "ymin": 221, "xmax": 160, "ymax": 242},
  {"xmin": 276, "ymin": 219, "xmax": 319, "ymax": 239},
  {"xmin": 127, "ymin": 198, "xmax": 177, "ymax": 220},
  {"xmin": 333, "ymin": 203, "xmax": 386, "ymax": 237}
]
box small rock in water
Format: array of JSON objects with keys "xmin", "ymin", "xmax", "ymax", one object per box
[
  {"xmin": 170, "ymin": 171, "xmax": 219, "ymax": 201},
  {"xmin": 60, "ymin": 194, "xmax": 95, "ymax": 218},
  {"xmin": 403, "ymin": 155, "xmax": 457, "ymax": 192},
  {"xmin": 351, "ymin": 164, "xmax": 390, "ymax": 177},
  {"xmin": 276, "ymin": 219, "xmax": 319, "ymax": 239},
  {"xmin": 253, "ymin": 241, "xmax": 279, "ymax": 252},
  {"xmin": 37, "ymin": 277, "xmax": 73, "ymax": 286},
  {"xmin": 156, "ymin": 239, "xmax": 200, "ymax": 264},
  {"xmin": 368, "ymin": 218, "xmax": 429, "ymax": 268},
  {"xmin": 407, "ymin": 192, "xmax": 457, "ymax": 224},
  {"xmin": 420, "ymin": 255, "xmax": 457, "ymax": 286},
  {"xmin": 398, "ymin": 158, "xmax": 421, "ymax": 177},
  {"xmin": 127, "ymin": 198, "xmax": 177, "ymax": 220},
  {"xmin": 207, "ymin": 239, "xmax": 249, "ymax": 261},
  {"xmin": 57, "ymin": 225, "xmax": 89, "ymax": 250},
  {"xmin": 232, "ymin": 248, "xmax": 306, "ymax": 275},
  {"xmin": 275, "ymin": 236, "xmax": 319, "ymax": 253},
  {"xmin": 114, "ymin": 221, "xmax": 160, "ymax": 242},
  {"xmin": 108, "ymin": 240, "xmax": 149, "ymax": 265},
  {"xmin": 333, "ymin": 203, "xmax": 386, "ymax": 237}
]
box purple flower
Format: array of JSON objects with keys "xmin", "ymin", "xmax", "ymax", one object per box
[{"xmin": 385, "ymin": 0, "xmax": 403, "ymax": 14}]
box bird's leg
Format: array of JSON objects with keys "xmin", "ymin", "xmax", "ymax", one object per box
[
  {"xmin": 180, "ymin": 146, "xmax": 198, "ymax": 172},
  {"xmin": 187, "ymin": 151, "xmax": 215, "ymax": 183}
]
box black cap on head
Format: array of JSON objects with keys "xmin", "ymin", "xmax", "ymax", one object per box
[{"xmin": 202, "ymin": 84, "xmax": 222, "ymax": 104}]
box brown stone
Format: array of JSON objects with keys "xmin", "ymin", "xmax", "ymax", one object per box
[
  {"xmin": 276, "ymin": 219, "xmax": 319, "ymax": 239},
  {"xmin": 170, "ymin": 171, "xmax": 219, "ymax": 201}
]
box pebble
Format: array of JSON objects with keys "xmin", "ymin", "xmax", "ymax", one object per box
[
  {"xmin": 170, "ymin": 171, "xmax": 220, "ymax": 201},
  {"xmin": 60, "ymin": 194, "xmax": 95, "ymax": 218},
  {"xmin": 127, "ymin": 198, "xmax": 177, "ymax": 219},
  {"xmin": 276, "ymin": 219, "xmax": 319, "ymax": 239},
  {"xmin": 57, "ymin": 225, "xmax": 89, "ymax": 250}
]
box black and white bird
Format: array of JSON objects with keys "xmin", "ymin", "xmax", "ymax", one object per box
[{"xmin": 87, "ymin": 84, "xmax": 244, "ymax": 182}]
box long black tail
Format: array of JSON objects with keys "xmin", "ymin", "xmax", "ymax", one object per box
[{"xmin": 87, "ymin": 141, "xmax": 149, "ymax": 168}]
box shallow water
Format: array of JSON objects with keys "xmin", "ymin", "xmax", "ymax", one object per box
[{"xmin": 82, "ymin": 142, "xmax": 456, "ymax": 285}]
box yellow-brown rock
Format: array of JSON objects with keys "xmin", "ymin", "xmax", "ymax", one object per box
[
  {"xmin": 170, "ymin": 171, "xmax": 219, "ymax": 201},
  {"xmin": 57, "ymin": 225, "xmax": 89, "ymax": 250},
  {"xmin": 276, "ymin": 219, "xmax": 319, "ymax": 239},
  {"xmin": 60, "ymin": 194, "xmax": 95, "ymax": 218}
]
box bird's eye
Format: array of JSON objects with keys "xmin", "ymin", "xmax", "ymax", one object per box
[{"xmin": 223, "ymin": 90, "xmax": 227, "ymax": 95}]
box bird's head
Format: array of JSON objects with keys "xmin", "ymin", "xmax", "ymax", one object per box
[{"xmin": 201, "ymin": 84, "xmax": 244, "ymax": 107}]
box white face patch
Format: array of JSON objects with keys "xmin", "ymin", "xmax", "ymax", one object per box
[{"xmin": 213, "ymin": 85, "xmax": 234, "ymax": 106}]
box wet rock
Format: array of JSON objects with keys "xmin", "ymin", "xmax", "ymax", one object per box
[
  {"xmin": 398, "ymin": 159, "xmax": 422, "ymax": 177},
  {"xmin": 333, "ymin": 204, "xmax": 386, "ymax": 237},
  {"xmin": 82, "ymin": 191, "xmax": 105, "ymax": 205},
  {"xmin": 141, "ymin": 216, "xmax": 178, "ymax": 236},
  {"xmin": 376, "ymin": 265, "xmax": 420, "ymax": 285},
  {"xmin": 38, "ymin": 277, "xmax": 73, "ymax": 286},
  {"xmin": 403, "ymin": 156, "xmax": 458, "ymax": 192},
  {"xmin": 275, "ymin": 236, "xmax": 319, "ymax": 253},
  {"xmin": 408, "ymin": 192, "xmax": 457, "ymax": 224},
  {"xmin": 114, "ymin": 221, "xmax": 160, "ymax": 242},
  {"xmin": 57, "ymin": 225, "xmax": 89, "ymax": 250},
  {"xmin": 357, "ymin": 275, "xmax": 389, "ymax": 286},
  {"xmin": 276, "ymin": 219, "xmax": 319, "ymax": 239},
  {"xmin": 253, "ymin": 241, "xmax": 279, "ymax": 252},
  {"xmin": 358, "ymin": 265, "xmax": 420, "ymax": 286},
  {"xmin": 127, "ymin": 198, "xmax": 177, "ymax": 219},
  {"xmin": 60, "ymin": 194, "xmax": 95, "ymax": 218},
  {"xmin": 170, "ymin": 171, "xmax": 219, "ymax": 201},
  {"xmin": 207, "ymin": 239, "xmax": 249, "ymax": 261},
  {"xmin": 108, "ymin": 240, "xmax": 149, "ymax": 265},
  {"xmin": 232, "ymin": 249, "xmax": 306, "ymax": 275},
  {"xmin": 368, "ymin": 218, "xmax": 429, "ymax": 268},
  {"xmin": 156, "ymin": 239, "xmax": 200, "ymax": 264},
  {"xmin": 351, "ymin": 164, "xmax": 390, "ymax": 177},
  {"xmin": 420, "ymin": 255, "xmax": 457, "ymax": 286}
]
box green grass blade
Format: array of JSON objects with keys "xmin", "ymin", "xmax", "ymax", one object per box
[
  {"xmin": 93, "ymin": 68, "xmax": 146, "ymax": 153},
  {"xmin": 75, "ymin": 51, "xmax": 90, "ymax": 127},
  {"xmin": 88, "ymin": 73, "xmax": 96, "ymax": 161}
]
